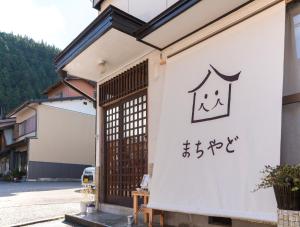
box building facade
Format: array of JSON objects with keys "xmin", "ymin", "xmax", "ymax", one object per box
[
  {"xmin": 3, "ymin": 79, "xmax": 96, "ymax": 180},
  {"xmin": 43, "ymin": 77, "xmax": 96, "ymax": 99},
  {"xmin": 55, "ymin": 0, "xmax": 300, "ymax": 226},
  {"xmin": 0, "ymin": 118, "xmax": 16, "ymax": 175}
]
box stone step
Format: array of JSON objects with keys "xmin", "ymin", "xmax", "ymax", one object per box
[{"xmin": 65, "ymin": 212, "xmax": 170, "ymax": 227}]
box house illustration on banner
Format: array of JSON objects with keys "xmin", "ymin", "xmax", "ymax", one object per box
[{"xmin": 188, "ymin": 65, "xmax": 241, "ymax": 123}]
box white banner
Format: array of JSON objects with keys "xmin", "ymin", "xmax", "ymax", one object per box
[{"xmin": 148, "ymin": 2, "xmax": 285, "ymax": 222}]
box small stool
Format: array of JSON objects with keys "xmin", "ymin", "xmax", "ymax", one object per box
[{"xmin": 142, "ymin": 206, "xmax": 164, "ymax": 226}]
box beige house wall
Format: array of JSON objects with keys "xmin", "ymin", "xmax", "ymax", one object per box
[{"xmin": 29, "ymin": 104, "xmax": 95, "ymax": 166}]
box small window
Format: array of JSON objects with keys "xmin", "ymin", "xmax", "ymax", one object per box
[
  {"xmin": 208, "ymin": 216, "xmax": 232, "ymax": 226},
  {"xmin": 53, "ymin": 91, "xmax": 63, "ymax": 98}
]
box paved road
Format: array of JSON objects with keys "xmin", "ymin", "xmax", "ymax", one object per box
[{"xmin": 0, "ymin": 181, "xmax": 82, "ymax": 227}]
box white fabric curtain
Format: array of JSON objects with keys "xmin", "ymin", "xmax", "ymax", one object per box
[{"xmin": 148, "ymin": 2, "xmax": 285, "ymax": 223}]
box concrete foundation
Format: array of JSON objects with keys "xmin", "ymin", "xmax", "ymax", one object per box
[{"xmin": 278, "ymin": 210, "xmax": 300, "ymax": 227}]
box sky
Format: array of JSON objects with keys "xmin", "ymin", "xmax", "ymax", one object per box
[{"xmin": 0, "ymin": 0, "xmax": 98, "ymax": 49}]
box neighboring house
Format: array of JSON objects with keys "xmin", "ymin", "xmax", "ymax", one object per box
[
  {"xmin": 54, "ymin": 0, "xmax": 300, "ymax": 227},
  {"xmin": 0, "ymin": 118, "xmax": 16, "ymax": 175},
  {"xmin": 43, "ymin": 76, "xmax": 96, "ymax": 99},
  {"xmin": 5, "ymin": 79, "xmax": 96, "ymax": 180}
]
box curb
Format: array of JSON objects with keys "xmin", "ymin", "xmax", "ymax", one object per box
[{"xmin": 11, "ymin": 215, "xmax": 65, "ymax": 227}]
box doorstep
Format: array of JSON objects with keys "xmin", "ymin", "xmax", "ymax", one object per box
[{"xmin": 65, "ymin": 212, "xmax": 172, "ymax": 227}]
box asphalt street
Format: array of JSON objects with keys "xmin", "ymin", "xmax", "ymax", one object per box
[{"xmin": 0, "ymin": 181, "xmax": 82, "ymax": 227}]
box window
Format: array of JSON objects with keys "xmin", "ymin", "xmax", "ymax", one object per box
[
  {"xmin": 53, "ymin": 91, "xmax": 63, "ymax": 98},
  {"xmin": 15, "ymin": 115, "xmax": 36, "ymax": 138}
]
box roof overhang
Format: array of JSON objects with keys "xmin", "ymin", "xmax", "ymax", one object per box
[
  {"xmin": 54, "ymin": 5, "xmax": 152, "ymax": 82},
  {"xmin": 7, "ymin": 97, "xmax": 85, "ymax": 118},
  {"xmin": 0, "ymin": 118, "xmax": 16, "ymax": 130},
  {"xmin": 0, "ymin": 149, "xmax": 10, "ymax": 159},
  {"xmin": 55, "ymin": 0, "xmax": 257, "ymax": 81},
  {"xmin": 42, "ymin": 76, "xmax": 96, "ymax": 95},
  {"xmin": 42, "ymin": 80, "xmax": 63, "ymax": 95},
  {"xmin": 137, "ymin": 0, "xmax": 254, "ymax": 50},
  {"xmin": 7, "ymin": 139, "xmax": 28, "ymax": 149}
]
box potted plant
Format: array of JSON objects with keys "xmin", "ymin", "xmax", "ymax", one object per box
[
  {"xmin": 255, "ymin": 165, "xmax": 300, "ymax": 210},
  {"xmin": 11, "ymin": 170, "xmax": 26, "ymax": 182},
  {"xmin": 80, "ymin": 186, "xmax": 95, "ymax": 214}
]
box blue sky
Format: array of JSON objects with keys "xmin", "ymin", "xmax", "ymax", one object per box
[{"xmin": 0, "ymin": 0, "xmax": 97, "ymax": 49}]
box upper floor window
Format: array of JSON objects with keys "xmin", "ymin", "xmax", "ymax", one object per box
[
  {"xmin": 14, "ymin": 115, "xmax": 36, "ymax": 139},
  {"xmin": 53, "ymin": 91, "xmax": 63, "ymax": 98}
]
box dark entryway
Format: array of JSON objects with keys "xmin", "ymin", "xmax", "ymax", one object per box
[{"xmin": 11, "ymin": 151, "xmax": 27, "ymax": 173}]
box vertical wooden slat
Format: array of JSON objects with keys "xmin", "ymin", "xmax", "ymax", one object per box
[
  {"xmin": 117, "ymin": 75, "xmax": 120, "ymax": 99},
  {"xmin": 98, "ymin": 60, "xmax": 148, "ymax": 106}
]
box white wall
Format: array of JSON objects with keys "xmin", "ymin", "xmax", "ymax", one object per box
[
  {"xmin": 101, "ymin": 0, "xmax": 180, "ymax": 22},
  {"xmin": 43, "ymin": 99, "xmax": 95, "ymax": 116}
]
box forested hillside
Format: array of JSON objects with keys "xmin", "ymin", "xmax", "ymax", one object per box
[{"xmin": 0, "ymin": 32, "xmax": 60, "ymax": 115}]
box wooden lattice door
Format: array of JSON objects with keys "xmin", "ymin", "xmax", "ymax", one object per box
[{"xmin": 104, "ymin": 90, "xmax": 147, "ymax": 207}]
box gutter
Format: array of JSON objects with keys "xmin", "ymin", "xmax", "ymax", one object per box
[{"xmin": 7, "ymin": 97, "xmax": 86, "ymax": 118}]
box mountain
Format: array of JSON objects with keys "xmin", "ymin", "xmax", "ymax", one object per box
[{"xmin": 0, "ymin": 32, "xmax": 60, "ymax": 115}]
